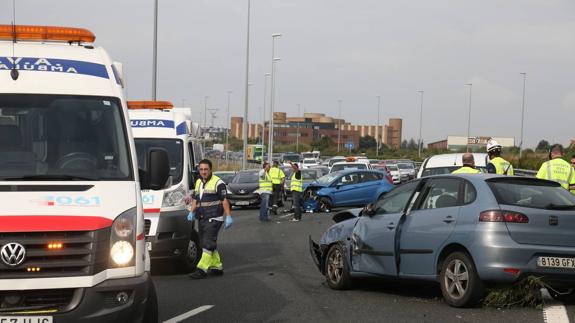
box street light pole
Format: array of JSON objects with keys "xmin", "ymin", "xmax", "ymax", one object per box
[
  {"xmin": 226, "ymin": 90, "xmax": 232, "ymax": 161},
  {"xmin": 519, "ymin": 72, "xmax": 527, "ymax": 159},
  {"xmin": 337, "ymin": 99, "xmax": 342, "ymax": 152},
  {"xmin": 296, "ymin": 103, "xmax": 301, "ymax": 153},
  {"xmin": 417, "ymin": 90, "xmax": 424, "ymax": 159},
  {"xmin": 262, "ymin": 73, "xmax": 270, "ymax": 148},
  {"xmin": 465, "ymin": 83, "xmax": 472, "ymax": 152},
  {"xmin": 376, "ymin": 95, "xmax": 381, "ymax": 157},
  {"xmin": 203, "ymin": 96, "xmax": 209, "ymax": 130},
  {"xmin": 268, "ymin": 33, "xmax": 282, "ymax": 162},
  {"xmin": 152, "ymin": 0, "xmax": 158, "ymax": 100},
  {"xmin": 242, "ymin": 0, "xmax": 251, "ymax": 170}
]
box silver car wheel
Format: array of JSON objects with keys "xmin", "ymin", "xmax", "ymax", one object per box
[
  {"xmin": 186, "ymin": 239, "xmax": 198, "ymax": 263},
  {"xmin": 444, "ymin": 259, "xmax": 469, "ymax": 300},
  {"xmin": 327, "ymin": 247, "xmax": 343, "ymax": 284}
]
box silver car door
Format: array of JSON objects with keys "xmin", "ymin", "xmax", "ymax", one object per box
[{"xmin": 351, "ymin": 181, "xmax": 421, "ymax": 276}]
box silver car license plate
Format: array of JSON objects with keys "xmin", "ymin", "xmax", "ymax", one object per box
[
  {"xmin": 0, "ymin": 317, "xmax": 52, "ymax": 323},
  {"xmin": 537, "ymin": 256, "xmax": 575, "ymax": 268},
  {"xmin": 235, "ymin": 201, "xmax": 250, "ymax": 206},
  {"xmin": 146, "ymin": 242, "xmax": 152, "ymax": 251}
]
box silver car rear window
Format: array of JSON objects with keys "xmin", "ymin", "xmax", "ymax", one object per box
[{"xmin": 487, "ymin": 178, "xmax": 575, "ymax": 209}]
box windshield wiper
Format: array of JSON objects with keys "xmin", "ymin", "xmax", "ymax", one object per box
[
  {"xmin": 545, "ymin": 203, "xmax": 575, "ymax": 210},
  {"xmin": 2, "ymin": 174, "xmax": 100, "ymax": 181}
]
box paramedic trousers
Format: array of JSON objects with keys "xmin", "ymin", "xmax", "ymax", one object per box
[
  {"xmin": 292, "ymin": 191, "xmax": 302, "ymax": 220},
  {"xmin": 197, "ymin": 218, "xmax": 224, "ymax": 271},
  {"xmin": 259, "ymin": 193, "xmax": 271, "ymax": 221},
  {"xmin": 272, "ymin": 184, "xmax": 282, "ymax": 208}
]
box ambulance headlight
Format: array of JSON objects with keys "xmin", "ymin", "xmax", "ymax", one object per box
[
  {"xmin": 111, "ymin": 241, "xmax": 134, "ymax": 266},
  {"xmin": 162, "ymin": 184, "xmax": 186, "ymax": 207},
  {"xmin": 109, "ymin": 209, "xmax": 136, "ymax": 268}
]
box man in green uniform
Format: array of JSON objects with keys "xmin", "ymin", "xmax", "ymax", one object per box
[
  {"xmin": 537, "ymin": 144, "xmax": 575, "ymax": 194},
  {"xmin": 452, "ymin": 153, "xmax": 481, "ymax": 174},
  {"xmin": 486, "ymin": 139, "xmax": 514, "ymax": 175}
]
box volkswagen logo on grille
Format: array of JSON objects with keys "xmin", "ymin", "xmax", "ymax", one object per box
[
  {"xmin": 0, "ymin": 243, "xmax": 26, "ymax": 267},
  {"xmin": 239, "ymin": 189, "xmax": 246, "ymax": 194}
]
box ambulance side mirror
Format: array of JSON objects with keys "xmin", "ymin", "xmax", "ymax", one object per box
[{"xmin": 142, "ymin": 148, "xmax": 170, "ymax": 190}]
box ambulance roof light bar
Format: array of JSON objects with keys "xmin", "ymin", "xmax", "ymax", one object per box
[
  {"xmin": 0, "ymin": 25, "xmax": 96, "ymax": 43},
  {"xmin": 127, "ymin": 101, "xmax": 174, "ymax": 110}
]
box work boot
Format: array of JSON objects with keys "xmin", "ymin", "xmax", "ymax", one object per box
[
  {"xmin": 208, "ymin": 268, "xmax": 224, "ymax": 276},
  {"xmin": 188, "ymin": 270, "xmax": 207, "ymax": 279}
]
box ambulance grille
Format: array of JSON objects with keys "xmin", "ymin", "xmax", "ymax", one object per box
[
  {"xmin": 0, "ymin": 288, "xmax": 78, "ymax": 313},
  {"xmin": 144, "ymin": 219, "xmax": 151, "ymax": 235},
  {"xmin": 0, "ymin": 228, "xmax": 110, "ymax": 279}
]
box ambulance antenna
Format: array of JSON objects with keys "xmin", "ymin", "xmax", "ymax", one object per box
[{"xmin": 10, "ymin": 0, "xmax": 19, "ymax": 81}]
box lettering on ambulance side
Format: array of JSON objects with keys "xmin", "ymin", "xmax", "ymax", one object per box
[
  {"xmin": 130, "ymin": 119, "xmax": 175, "ymax": 129},
  {"xmin": 0, "ymin": 57, "xmax": 109, "ymax": 79},
  {"xmin": 142, "ymin": 194, "xmax": 155, "ymax": 205},
  {"xmin": 44, "ymin": 196, "xmax": 102, "ymax": 207}
]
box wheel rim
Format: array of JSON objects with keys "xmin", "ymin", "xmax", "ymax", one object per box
[
  {"xmin": 320, "ymin": 199, "xmax": 330, "ymax": 212},
  {"xmin": 327, "ymin": 248, "xmax": 343, "ymax": 284},
  {"xmin": 443, "ymin": 259, "xmax": 469, "ymax": 300},
  {"xmin": 186, "ymin": 239, "xmax": 198, "ymax": 263}
]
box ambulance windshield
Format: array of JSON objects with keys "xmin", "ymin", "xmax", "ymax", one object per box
[
  {"xmin": 0, "ymin": 94, "xmax": 132, "ymax": 180},
  {"xmin": 134, "ymin": 138, "xmax": 183, "ymax": 184}
]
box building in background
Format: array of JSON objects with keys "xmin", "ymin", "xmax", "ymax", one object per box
[
  {"xmin": 230, "ymin": 112, "xmax": 402, "ymax": 150},
  {"xmin": 428, "ymin": 136, "xmax": 515, "ymax": 152}
]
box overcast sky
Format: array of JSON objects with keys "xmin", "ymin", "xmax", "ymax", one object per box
[{"xmin": 2, "ymin": 0, "xmax": 574, "ymax": 147}]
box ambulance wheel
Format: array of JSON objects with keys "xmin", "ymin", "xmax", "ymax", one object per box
[
  {"xmin": 180, "ymin": 231, "xmax": 201, "ymax": 273},
  {"xmin": 143, "ymin": 279, "xmax": 159, "ymax": 323}
]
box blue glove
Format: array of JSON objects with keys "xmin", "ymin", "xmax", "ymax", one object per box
[
  {"xmin": 224, "ymin": 215, "xmax": 233, "ymax": 229},
  {"xmin": 187, "ymin": 212, "xmax": 195, "ymax": 221}
]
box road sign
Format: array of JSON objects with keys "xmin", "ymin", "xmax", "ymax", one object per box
[{"xmin": 345, "ymin": 142, "xmax": 354, "ymax": 149}]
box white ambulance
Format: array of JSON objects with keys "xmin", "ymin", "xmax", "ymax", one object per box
[
  {"xmin": 0, "ymin": 25, "xmax": 169, "ymax": 322},
  {"xmin": 128, "ymin": 101, "xmax": 202, "ymax": 272}
]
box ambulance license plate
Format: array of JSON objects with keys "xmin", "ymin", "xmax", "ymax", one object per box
[
  {"xmin": 0, "ymin": 317, "xmax": 52, "ymax": 323},
  {"xmin": 146, "ymin": 242, "xmax": 152, "ymax": 251}
]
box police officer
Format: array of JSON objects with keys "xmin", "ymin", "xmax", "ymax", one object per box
[
  {"xmin": 269, "ymin": 160, "xmax": 285, "ymax": 214},
  {"xmin": 486, "ymin": 139, "xmax": 514, "ymax": 175},
  {"xmin": 289, "ymin": 163, "xmax": 303, "ymax": 222},
  {"xmin": 258, "ymin": 162, "xmax": 273, "ymax": 222},
  {"xmin": 536, "ymin": 144, "xmax": 575, "ymax": 193},
  {"xmin": 187, "ymin": 159, "xmax": 233, "ymax": 279},
  {"xmin": 452, "ymin": 153, "xmax": 481, "ymax": 174}
]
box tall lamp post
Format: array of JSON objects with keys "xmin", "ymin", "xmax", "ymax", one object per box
[
  {"xmin": 519, "ymin": 72, "xmax": 527, "ymax": 159},
  {"xmin": 376, "ymin": 95, "xmax": 381, "ymax": 156},
  {"xmin": 296, "ymin": 104, "xmax": 301, "ymax": 152},
  {"xmin": 337, "ymin": 99, "xmax": 342, "ymax": 152},
  {"xmin": 241, "ymin": 0, "xmax": 252, "ymax": 170},
  {"xmin": 226, "ymin": 90, "xmax": 232, "ymax": 160},
  {"xmin": 417, "ymin": 90, "xmax": 424, "ymax": 159},
  {"xmin": 262, "ymin": 73, "xmax": 270, "ymax": 147},
  {"xmin": 152, "ymin": 0, "xmax": 158, "ymax": 100},
  {"xmin": 465, "ymin": 83, "xmax": 473, "ymax": 152},
  {"xmin": 268, "ymin": 33, "xmax": 282, "ymax": 162},
  {"xmin": 203, "ymin": 96, "xmax": 209, "ymax": 130}
]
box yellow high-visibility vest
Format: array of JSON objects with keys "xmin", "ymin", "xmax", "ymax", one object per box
[
  {"xmin": 452, "ymin": 166, "xmax": 481, "ymax": 174},
  {"xmin": 290, "ymin": 172, "xmax": 303, "ymax": 192},
  {"xmin": 537, "ymin": 159, "xmax": 575, "ymax": 192}
]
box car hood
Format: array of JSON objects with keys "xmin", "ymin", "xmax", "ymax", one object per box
[{"xmin": 228, "ymin": 183, "xmax": 259, "ymax": 194}]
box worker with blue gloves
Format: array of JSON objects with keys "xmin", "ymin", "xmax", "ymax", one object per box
[{"xmin": 187, "ymin": 159, "xmax": 233, "ymax": 279}]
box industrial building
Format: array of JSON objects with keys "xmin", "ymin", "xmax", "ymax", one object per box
[{"xmin": 428, "ymin": 136, "xmax": 515, "ymax": 152}]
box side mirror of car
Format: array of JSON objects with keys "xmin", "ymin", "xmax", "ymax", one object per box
[
  {"xmin": 335, "ymin": 183, "xmax": 342, "ymax": 189},
  {"xmin": 363, "ymin": 203, "xmax": 376, "ymax": 217}
]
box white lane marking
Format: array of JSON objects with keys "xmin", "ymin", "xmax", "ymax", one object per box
[
  {"xmin": 541, "ymin": 288, "xmax": 570, "ymax": 323},
  {"xmin": 163, "ymin": 305, "xmax": 214, "ymax": 323}
]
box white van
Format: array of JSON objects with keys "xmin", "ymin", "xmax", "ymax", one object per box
[
  {"xmin": 128, "ymin": 101, "xmax": 203, "ymax": 272},
  {"xmin": 417, "ymin": 153, "xmax": 489, "ymax": 178},
  {"xmin": 0, "ymin": 25, "xmax": 167, "ymax": 322}
]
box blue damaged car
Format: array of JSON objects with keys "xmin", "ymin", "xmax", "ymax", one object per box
[
  {"xmin": 303, "ymin": 169, "xmax": 394, "ymax": 212},
  {"xmin": 310, "ymin": 174, "xmax": 575, "ymax": 307}
]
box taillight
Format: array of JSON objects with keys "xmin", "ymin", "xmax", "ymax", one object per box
[{"xmin": 479, "ymin": 210, "xmax": 529, "ymax": 223}]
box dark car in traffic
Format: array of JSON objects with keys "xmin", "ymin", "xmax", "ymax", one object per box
[{"xmin": 226, "ymin": 170, "xmax": 261, "ymax": 207}]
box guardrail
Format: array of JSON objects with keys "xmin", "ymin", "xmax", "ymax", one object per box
[{"xmin": 514, "ymin": 168, "xmax": 537, "ymax": 177}]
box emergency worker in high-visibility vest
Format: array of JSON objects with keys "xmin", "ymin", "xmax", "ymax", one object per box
[
  {"xmin": 289, "ymin": 163, "xmax": 303, "ymax": 222},
  {"xmin": 258, "ymin": 162, "xmax": 273, "ymax": 222},
  {"xmin": 269, "ymin": 160, "xmax": 285, "ymax": 214},
  {"xmin": 536, "ymin": 144, "xmax": 575, "ymax": 194},
  {"xmin": 452, "ymin": 153, "xmax": 481, "ymax": 174},
  {"xmin": 187, "ymin": 159, "xmax": 233, "ymax": 279},
  {"xmin": 486, "ymin": 139, "xmax": 514, "ymax": 175}
]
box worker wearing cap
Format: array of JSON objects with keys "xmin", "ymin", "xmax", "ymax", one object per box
[
  {"xmin": 486, "ymin": 139, "xmax": 514, "ymax": 175},
  {"xmin": 258, "ymin": 162, "xmax": 273, "ymax": 222},
  {"xmin": 290, "ymin": 162, "xmax": 303, "ymax": 222},
  {"xmin": 452, "ymin": 153, "xmax": 481, "ymax": 174},
  {"xmin": 536, "ymin": 144, "xmax": 575, "ymax": 193},
  {"xmin": 269, "ymin": 160, "xmax": 285, "ymax": 214},
  {"xmin": 187, "ymin": 159, "xmax": 233, "ymax": 279}
]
